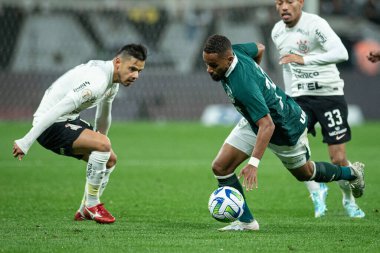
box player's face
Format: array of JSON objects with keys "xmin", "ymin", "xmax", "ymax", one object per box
[
  {"xmin": 203, "ymin": 52, "xmax": 232, "ymax": 81},
  {"xmin": 114, "ymin": 56, "xmax": 145, "ymax": 87},
  {"xmin": 275, "ymin": 0, "xmax": 304, "ymax": 28}
]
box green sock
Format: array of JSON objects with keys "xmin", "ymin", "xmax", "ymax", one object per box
[
  {"xmin": 314, "ymin": 162, "xmax": 355, "ymax": 182},
  {"xmin": 216, "ymin": 173, "xmax": 254, "ymax": 223}
]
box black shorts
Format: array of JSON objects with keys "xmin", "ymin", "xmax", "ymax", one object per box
[
  {"xmin": 293, "ymin": 96, "xmax": 351, "ymax": 144},
  {"xmin": 37, "ymin": 118, "xmax": 93, "ymax": 159}
]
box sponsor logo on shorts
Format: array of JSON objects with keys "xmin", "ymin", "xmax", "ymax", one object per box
[
  {"xmin": 328, "ymin": 128, "xmax": 347, "ymax": 137},
  {"xmin": 65, "ymin": 123, "xmax": 82, "ymax": 131},
  {"xmin": 335, "ymin": 134, "xmax": 346, "ymax": 141}
]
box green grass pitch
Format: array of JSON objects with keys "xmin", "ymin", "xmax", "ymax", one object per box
[{"xmin": 1, "ymin": 121, "xmax": 379, "ymax": 252}]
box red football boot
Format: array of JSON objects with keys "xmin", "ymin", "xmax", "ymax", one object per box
[
  {"xmin": 83, "ymin": 203, "xmax": 115, "ymax": 224},
  {"xmin": 74, "ymin": 210, "xmax": 91, "ymax": 221}
]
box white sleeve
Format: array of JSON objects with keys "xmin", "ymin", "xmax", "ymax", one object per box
[
  {"xmin": 270, "ymin": 25, "xmax": 278, "ymax": 45},
  {"xmin": 95, "ymin": 100, "xmax": 112, "ymax": 135},
  {"xmin": 303, "ymin": 19, "xmax": 348, "ymax": 65},
  {"xmin": 94, "ymin": 85, "xmax": 118, "ymax": 135},
  {"xmin": 15, "ymin": 95, "xmax": 77, "ymax": 155}
]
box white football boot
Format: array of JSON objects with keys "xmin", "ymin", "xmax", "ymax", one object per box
[
  {"xmin": 218, "ymin": 220, "xmax": 259, "ymax": 231},
  {"xmin": 310, "ymin": 183, "xmax": 328, "ymax": 218},
  {"xmin": 343, "ymin": 200, "xmax": 365, "ymax": 218},
  {"xmin": 349, "ymin": 162, "xmax": 365, "ymax": 198}
]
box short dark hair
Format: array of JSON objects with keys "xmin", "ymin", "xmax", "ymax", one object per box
[
  {"xmin": 203, "ymin": 34, "xmax": 232, "ymax": 55},
  {"xmin": 116, "ymin": 44, "xmax": 148, "ymax": 61}
]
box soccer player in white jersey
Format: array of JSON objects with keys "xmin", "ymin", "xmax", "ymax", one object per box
[
  {"xmin": 271, "ymin": 0, "xmax": 365, "ymax": 218},
  {"xmin": 12, "ymin": 44, "xmax": 147, "ymax": 223}
]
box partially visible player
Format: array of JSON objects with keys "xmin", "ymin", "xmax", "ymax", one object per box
[
  {"xmin": 367, "ymin": 50, "xmax": 380, "ymax": 63},
  {"xmin": 271, "ymin": 0, "xmax": 365, "ymax": 218},
  {"xmin": 202, "ymin": 34, "xmax": 365, "ymax": 231},
  {"xmin": 12, "ymin": 44, "xmax": 147, "ymax": 224}
]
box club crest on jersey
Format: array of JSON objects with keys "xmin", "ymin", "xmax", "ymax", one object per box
[
  {"xmin": 297, "ymin": 40, "xmax": 309, "ymax": 54},
  {"xmin": 81, "ymin": 89, "xmax": 95, "ymax": 103},
  {"xmin": 224, "ymin": 84, "xmax": 235, "ymax": 103}
]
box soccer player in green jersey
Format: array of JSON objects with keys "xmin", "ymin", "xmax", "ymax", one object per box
[{"xmin": 202, "ymin": 34, "xmax": 365, "ymax": 231}]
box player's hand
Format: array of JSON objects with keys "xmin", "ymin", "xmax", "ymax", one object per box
[
  {"xmin": 13, "ymin": 142, "xmax": 25, "ymax": 161},
  {"xmin": 238, "ymin": 164, "xmax": 258, "ymax": 191},
  {"xmin": 279, "ymin": 54, "xmax": 305, "ymax": 65}
]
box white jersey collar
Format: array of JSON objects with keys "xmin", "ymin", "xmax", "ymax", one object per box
[
  {"xmin": 225, "ymin": 54, "xmax": 238, "ymax": 78},
  {"xmin": 286, "ymin": 11, "xmax": 305, "ymax": 31}
]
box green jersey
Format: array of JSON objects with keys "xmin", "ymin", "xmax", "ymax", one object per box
[{"xmin": 221, "ymin": 43, "xmax": 307, "ymax": 146}]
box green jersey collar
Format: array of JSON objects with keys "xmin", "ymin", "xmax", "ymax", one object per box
[{"xmin": 225, "ymin": 54, "xmax": 238, "ymax": 78}]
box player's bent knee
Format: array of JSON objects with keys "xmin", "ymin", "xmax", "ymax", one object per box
[
  {"xmin": 294, "ymin": 174, "xmax": 311, "ymax": 182},
  {"xmin": 290, "ymin": 166, "xmax": 313, "ymax": 182},
  {"xmin": 96, "ymin": 136, "xmax": 112, "ymax": 152},
  {"xmin": 211, "ymin": 160, "xmax": 231, "ymax": 176}
]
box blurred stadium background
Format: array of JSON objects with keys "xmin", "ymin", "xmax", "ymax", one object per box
[{"xmin": 0, "ymin": 0, "xmax": 379, "ymax": 122}]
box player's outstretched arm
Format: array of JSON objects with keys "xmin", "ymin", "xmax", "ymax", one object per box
[
  {"xmin": 14, "ymin": 95, "xmax": 77, "ymax": 156},
  {"xmin": 239, "ymin": 114, "xmax": 274, "ymax": 191},
  {"xmin": 367, "ymin": 50, "xmax": 380, "ymax": 63}
]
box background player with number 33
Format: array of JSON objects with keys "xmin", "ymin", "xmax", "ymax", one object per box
[{"xmin": 271, "ymin": 0, "xmax": 365, "ymax": 218}]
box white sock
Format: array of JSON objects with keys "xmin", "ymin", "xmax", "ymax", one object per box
[
  {"xmin": 85, "ymin": 151, "xmax": 111, "ymax": 207},
  {"xmin": 78, "ymin": 191, "xmax": 86, "ymax": 213},
  {"xmin": 337, "ymin": 180, "xmax": 355, "ymax": 203},
  {"xmin": 337, "ymin": 160, "xmax": 355, "ymax": 203},
  {"xmin": 304, "ymin": 180, "xmax": 321, "ymax": 193},
  {"xmin": 99, "ymin": 165, "xmax": 115, "ymax": 197}
]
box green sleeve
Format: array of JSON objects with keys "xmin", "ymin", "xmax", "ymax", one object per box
[
  {"xmin": 235, "ymin": 81, "xmax": 269, "ymax": 123},
  {"xmin": 232, "ymin": 43, "xmax": 259, "ymax": 59}
]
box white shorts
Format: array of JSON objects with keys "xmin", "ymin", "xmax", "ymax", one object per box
[{"xmin": 225, "ymin": 118, "xmax": 311, "ymax": 169}]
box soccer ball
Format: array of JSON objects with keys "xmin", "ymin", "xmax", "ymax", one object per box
[{"xmin": 208, "ymin": 186, "xmax": 245, "ymax": 222}]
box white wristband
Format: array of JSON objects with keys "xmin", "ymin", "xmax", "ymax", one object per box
[{"xmin": 248, "ymin": 157, "xmax": 260, "ymax": 167}]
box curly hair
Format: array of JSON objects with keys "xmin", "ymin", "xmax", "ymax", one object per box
[{"xmin": 203, "ymin": 34, "xmax": 231, "ymax": 54}]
